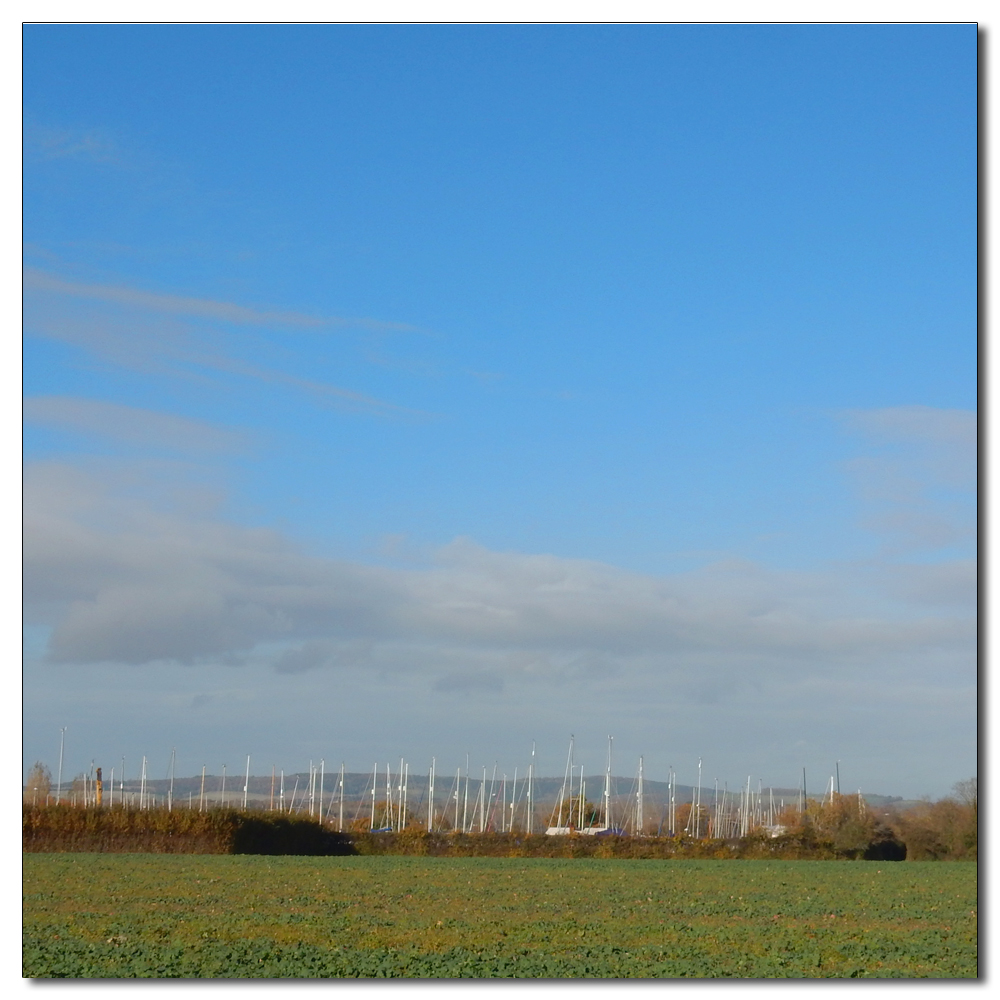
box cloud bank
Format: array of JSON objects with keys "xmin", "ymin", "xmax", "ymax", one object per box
[
  {"xmin": 24, "ymin": 460, "xmax": 973, "ymax": 691},
  {"xmin": 21, "ymin": 404, "xmax": 976, "ymax": 798}
]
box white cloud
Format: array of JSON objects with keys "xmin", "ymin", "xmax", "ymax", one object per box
[{"xmin": 23, "ymin": 463, "xmax": 974, "ymax": 679}]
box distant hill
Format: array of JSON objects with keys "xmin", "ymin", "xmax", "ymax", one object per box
[{"xmin": 40, "ymin": 771, "xmax": 902, "ymax": 813}]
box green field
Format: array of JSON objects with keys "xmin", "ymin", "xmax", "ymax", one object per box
[{"xmin": 23, "ymin": 854, "xmax": 977, "ymax": 978}]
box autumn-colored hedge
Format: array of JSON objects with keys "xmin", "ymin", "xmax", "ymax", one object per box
[
  {"xmin": 348, "ymin": 827, "xmax": 904, "ymax": 860},
  {"xmin": 23, "ymin": 804, "xmax": 909, "ymax": 859},
  {"xmin": 22, "ymin": 805, "xmax": 354, "ymax": 855}
]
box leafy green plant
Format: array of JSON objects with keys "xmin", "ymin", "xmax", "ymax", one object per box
[{"xmin": 23, "ymin": 855, "xmax": 977, "ymax": 978}]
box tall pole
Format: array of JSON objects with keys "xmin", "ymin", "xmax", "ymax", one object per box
[
  {"xmin": 244, "ymin": 754, "xmax": 252, "ymax": 809},
  {"xmin": 385, "ymin": 764, "xmax": 392, "ymax": 829},
  {"xmin": 428, "ymin": 757, "xmax": 435, "ymax": 832},
  {"xmin": 528, "ymin": 742, "xmax": 535, "ymax": 835},
  {"xmin": 480, "ymin": 767, "xmax": 486, "ymax": 833},
  {"xmin": 835, "ymin": 760, "xmax": 841, "ymax": 796},
  {"xmin": 556, "ymin": 736, "xmax": 574, "ymax": 829},
  {"xmin": 397, "ymin": 758, "xmax": 404, "ymax": 831},
  {"xmin": 487, "ymin": 763, "xmax": 498, "ymax": 833},
  {"xmin": 56, "ymin": 727, "xmax": 66, "ymax": 805},
  {"xmin": 403, "ymin": 762, "xmax": 409, "ymax": 830},
  {"xmin": 713, "ymin": 778, "xmax": 719, "ymax": 838},
  {"xmin": 575, "ymin": 765, "xmax": 580, "ymax": 830},
  {"xmin": 339, "ymin": 764, "xmax": 345, "ymax": 832},
  {"xmin": 695, "ymin": 757, "xmax": 702, "ymax": 839},
  {"xmin": 200, "ymin": 766, "xmax": 206, "ymax": 812},
  {"xmin": 637, "ymin": 757, "xmax": 644, "ymax": 836},
  {"xmin": 318, "ymin": 759, "xmax": 325, "ymax": 823},
  {"xmin": 604, "ymin": 736, "xmax": 613, "ymax": 832},
  {"xmin": 511, "ymin": 767, "xmax": 518, "ymax": 832},
  {"xmin": 745, "ymin": 775, "xmax": 752, "ymax": 835},
  {"xmin": 463, "ymin": 756, "xmax": 470, "ymax": 833},
  {"xmin": 671, "ymin": 767, "xmax": 676, "ymax": 835}
]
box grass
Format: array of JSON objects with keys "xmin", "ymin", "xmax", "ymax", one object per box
[{"xmin": 23, "ymin": 854, "xmax": 977, "ymax": 978}]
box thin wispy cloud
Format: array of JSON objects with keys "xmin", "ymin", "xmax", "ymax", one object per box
[
  {"xmin": 839, "ymin": 405, "xmax": 976, "ymax": 555},
  {"xmin": 24, "ymin": 122, "xmax": 120, "ymax": 164},
  {"xmin": 841, "ymin": 405, "xmax": 976, "ymax": 490},
  {"xmin": 23, "ymin": 395, "xmax": 248, "ymax": 454},
  {"xmin": 24, "ymin": 270, "xmax": 430, "ymax": 419},
  {"xmin": 202, "ymin": 353, "xmax": 429, "ymax": 419},
  {"xmin": 24, "ymin": 267, "xmax": 415, "ymax": 332}
]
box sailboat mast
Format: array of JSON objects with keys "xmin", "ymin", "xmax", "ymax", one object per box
[
  {"xmin": 695, "ymin": 757, "xmax": 702, "ymax": 839},
  {"xmin": 339, "ymin": 764, "xmax": 345, "ymax": 832},
  {"xmin": 637, "ymin": 756, "xmax": 644, "ymax": 836},
  {"xmin": 668, "ymin": 766, "xmax": 674, "ymax": 835},
  {"xmin": 713, "ymin": 778, "xmax": 719, "ymax": 838},
  {"xmin": 428, "ymin": 757, "xmax": 435, "ymax": 832},
  {"xmin": 318, "ymin": 759, "xmax": 324, "ymax": 823},
  {"xmin": 463, "ymin": 755, "xmax": 470, "ymax": 833},
  {"xmin": 604, "ymin": 736, "xmax": 613, "ymax": 831},
  {"xmin": 510, "ymin": 767, "xmax": 518, "ymax": 832},
  {"xmin": 555, "ymin": 736, "xmax": 573, "ymax": 829},
  {"xmin": 527, "ymin": 743, "xmax": 535, "ymax": 835},
  {"xmin": 396, "ymin": 757, "xmax": 403, "ymax": 830},
  {"xmin": 488, "ymin": 763, "xmax": 498, "ymax": 833},
  {"xmin": 480, "ymin": 767, "xmax": 486, "ymax": 833}
]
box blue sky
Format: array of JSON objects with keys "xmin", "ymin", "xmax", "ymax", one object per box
[{"xmin": 23, "ymin": 24, "xmax": 976, "ymax": 799}]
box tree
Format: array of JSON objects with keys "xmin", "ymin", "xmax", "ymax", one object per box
[
  {"xmin": 25, "ymin": 761, "xmax": 51, "ymax": 805},
  {"xmin": 771, "ymin": 793, "xmax": 906, "ymax": 860},
  {"xmin": 674, "ymin": 801, "xmax": 692, "ymax": 835},
  {"xmin": 953, "ymin": 777, "xmax": 978, "ymax": 856},
  {"xmin": 889, "ymin": 778, "xmax": 977, "ymax": 861},
  {"xmin": 954, "ymin": 777, "xmax": 977, "ymax": 814}
]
